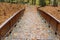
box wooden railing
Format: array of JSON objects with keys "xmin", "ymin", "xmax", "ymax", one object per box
[
  {"xmin": 0, "ymin": 9, "xmax": 25, "ymax": 40},
  {"xmin": 38, "ymin": 8, "xmax": 60, "ymax": 36}
]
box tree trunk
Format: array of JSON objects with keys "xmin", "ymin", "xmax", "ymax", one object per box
[
  {"xmin": 32, "ymin": 0, "xmax": 33, "ymax": 5},
  {"xmin": 1, "ymin": 0, "xmax": 4, "ymax": 2},
  {"xmin": 53, "ymin": 0, "xmax": 58, "ymax": 7},
  {"xmin": 27, "ymin": 0, "xmax": 29, "ymax": 3},
  {"xmin": 39, "ymin": 0, "xmax": 46, "ymax": 7}
]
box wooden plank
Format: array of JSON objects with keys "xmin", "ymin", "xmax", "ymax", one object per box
[
  {"xmin": 57, "ymin": 23, "xmax": 60, "ymax": 35},
  {"xmin": 0, "ymin": 9, "xmax": 25, "ymax": 40},
  {"xmin": 38, "ymin": 10, "xmax": 51, "ymax": 23},
  {"xmin": 38, "ymin": 8, "xmax": 60, "ymax": 23},
  {"xmin": 38, "ymin": 8, "xmax": 60, "ymax": 36},
  {"xmin": 50, "ymin": 17, "xmax": 58, "ymax": 31},
  {"xmin": 0, "ymin": 21, "xmax": 11, "ymax": 37}
]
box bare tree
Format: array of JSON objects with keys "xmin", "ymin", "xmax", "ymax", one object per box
[{"xmin": 32, "ymin": 0, "xmax": 36, "ymax": 5}]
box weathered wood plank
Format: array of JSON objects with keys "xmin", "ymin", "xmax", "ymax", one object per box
[{"xmin": 0, "ymin": 9, "xmax": 25, "ymax": 40}]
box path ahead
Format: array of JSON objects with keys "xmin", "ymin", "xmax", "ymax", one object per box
[{"xmin": 5, "ymin": 6, "xmax": 59, "ymax": 40}]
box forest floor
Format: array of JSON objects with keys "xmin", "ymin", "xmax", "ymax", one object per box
[{"xmin": 5, "ymin": 5, "xmax": 59, "ymax": 40}]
